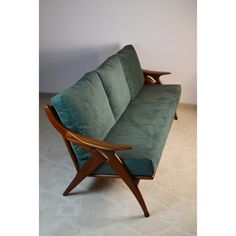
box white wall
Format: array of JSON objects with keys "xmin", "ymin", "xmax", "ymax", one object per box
[{"xmin": 40, "ymin": 0, "xmax": 196, "ymax": 104}]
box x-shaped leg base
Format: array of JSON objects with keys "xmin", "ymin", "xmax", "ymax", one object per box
[{"xmin": 63, "ymin": 149, "xmax": 150, "ymax": 217}]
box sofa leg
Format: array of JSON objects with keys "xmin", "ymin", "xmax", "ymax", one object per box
[
  {"xmin": 63, "ymin": 153, "xmax": 104, "ymax": 196},
  {"xmin": 104, "ymin": 152, "xmax": 150, "ymax": 217},
  {"xmin": 174, "ymin": 112, "xmax": 178, "ymax": 120},
  {"xmin": 63, "ymin": 174, "xmax": 80, "ymax": 196},
  {"xmin": 134, "ymin": 178, "xmax": 140, "ymax": 186}
]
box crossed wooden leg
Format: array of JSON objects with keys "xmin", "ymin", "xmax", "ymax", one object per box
[
  {"xmin": 104, "ymin": 151, "xmax": 149, "ymax": 217},
  {"xmin": 63, "ymin": 152, "xmax": 104, "ymax": 196},
  {"xmin": 63, "ymin": 149, "xmax": 150, "ymax": 217}
]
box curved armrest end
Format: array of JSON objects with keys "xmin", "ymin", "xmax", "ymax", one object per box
[{"xmin": 143, "ymin": 69, "xmax": 171, "ymax": 77}]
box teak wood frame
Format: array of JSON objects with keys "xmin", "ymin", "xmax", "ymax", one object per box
[{"xmin": 44, "ymin": 69, "xmax": 177, "ymax": 217}]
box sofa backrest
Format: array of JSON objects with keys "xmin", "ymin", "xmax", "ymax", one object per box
[
  {"xmin": 97, "ymin": 55, "xmax": 131, "ymax": 121},
  {"xmin": 117, "ymin": 45, "xmax": 144, "ymax": 99},
  {"xmin": 51, "ymin": 71, "xmax": 116, "ymax": 159},
  {"xmin": 51, "ymin": 44, "xmax": 144, "ymax": 161}
]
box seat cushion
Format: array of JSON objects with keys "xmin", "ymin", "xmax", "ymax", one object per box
[
  {"xmin": 97, "ymin": 55, "xmax": 131, "ymax": 121},
  {"xmin": 117, "ymin": 45, "xmax": 144, "ymax": 99},
  {"xmin": 86, "ymin": 84, "xmax": 181, "ymax": 176},
  {"xmin": 51, "ymin": 71, "xmax": 116, "ymax": 160}
]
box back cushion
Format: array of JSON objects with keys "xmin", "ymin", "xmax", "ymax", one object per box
[
  {"xmin": 51, "ymin": 71, "xmax": 115, "ymax": 160},
  {"xmin": 117, "ymin": 45, "xmax": 144, "ymax": 99},
  {"xmin": 97, "ymin": 55, "xmax": 131, "ymax": 121}
]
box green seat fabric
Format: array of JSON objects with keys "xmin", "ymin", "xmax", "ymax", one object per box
[
  {"xmin": 50, "ymin": 44, "xmax": 181, "ymax": 177},
  {"xmin": 87, "ymin": 84, "xmax": 181, "ymax": 176},
  {"xmin": 117, "ymin": 45, "xmax": 144, "ymax": 99},
  {"xmin": 51, "ymin": 71, "xmax": 116, "ymax": 161},
  {"xmin": 97, "ymin": 55, "xmax": 131, "ymax": 121}
]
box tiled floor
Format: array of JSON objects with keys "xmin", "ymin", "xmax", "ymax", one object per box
[{"xmin": 40, "ymin": 93, "xmax": 197, "ymax": 236}]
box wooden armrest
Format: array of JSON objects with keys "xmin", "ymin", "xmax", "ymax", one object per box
[
  {"xmin": 143, "ymin": 69, "xmax": 171, "ymax": 84},
  {"xmin": 66, "ymin": 130, "xmax": 132, "ymax": 151},
  {"xmin": 45, "ymin": 104, "xmax": 132, "ymax": 152},
  {"xmin": 143, "ymin": 69, "xmax": 171, "ymax": 77}
]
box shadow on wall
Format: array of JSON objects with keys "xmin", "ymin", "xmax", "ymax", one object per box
[{"xmin": 39, "ymin": 44, "xmax": 121, "ymax": 93}]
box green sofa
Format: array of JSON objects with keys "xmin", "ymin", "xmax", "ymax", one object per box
[{"xmin": 45, "ymin": 45, "xmax": 181, "ymax": 217}]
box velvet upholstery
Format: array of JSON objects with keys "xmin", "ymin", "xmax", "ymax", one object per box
[
  {"xmin": 50, "ymin": 44, "xmax": 181, "ymax": 177},
  {"xmin": 51, "ymin": 71, "xmax": 116, "ymax": 160},
  {"xmin": 97, "ymin": 55, "xmax": 131, "ymax": 121},
  {"xmin": 117, "ymin": 45, "xmax": 144, "ymax": 99},
  {"xmin": 87, "ymin": 85, "xmax": 181, "ymax": 176}
]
